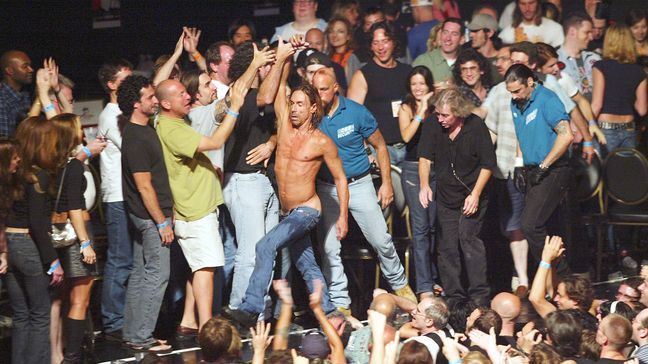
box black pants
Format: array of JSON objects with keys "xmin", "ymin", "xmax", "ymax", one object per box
[
  {"xmin": 521, "ymin": 165, "xmax": 571, "ymax": 277},
  {"xmin": 436, "ymin": 201, "xmax": 490, "ymax": 306}
]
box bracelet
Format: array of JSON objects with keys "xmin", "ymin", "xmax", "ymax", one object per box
[
  {"xmin": 43, "ymin": 103, "xmax": 55, "ymax": 113},
  {"xmin": 588, "ymin": 120, "xmax": 597, "ymax": 126},
  {"xmin": 192, "ymin": 52, "xmax": 202, "ymax": 61},
  {"xmin": 414, "ymin": 115, "xmax": 423, "ymax": 123},
  {"xmin": 365, "ymin": 147, "xmax": 372, "ymax": 156},
  {"xmin": 82, "ymin": 146, "xmax": 92, "ymax": 158},
  {"xmin": 157, "ymin": 219, "xmax": 170, "ymax": 230},
  {"xmin": 226, "ymin": 108, "xmax": 240, "ymax": 118},
  {"xmin": 539, "ymin": 260, "xmax": 551, "ymax": 269},
  {"xmin": 47, "ymin": 260, "xmax": 61, "ymax": 275},
  {"xmin": 80, "ymin": 240, "xmax": 92, "ymax": 251},
  {"xmin": 582, "ymin": 141, "xmax": 593, "ymax": 147},
  {"xmin": 449, "ymin": 359, "xmax": 462, "ymax": 364}
]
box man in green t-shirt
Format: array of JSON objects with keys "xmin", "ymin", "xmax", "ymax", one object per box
[{"xmin": 154, "ymin": 45, "xmax": 273, "ymax": 330}]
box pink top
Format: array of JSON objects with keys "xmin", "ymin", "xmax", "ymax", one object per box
[{"xmin": 431, "ymin": 0, "xmax": 461, "ymax": 21}]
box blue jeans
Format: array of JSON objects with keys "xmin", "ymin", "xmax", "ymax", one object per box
[
  {"xmin": 101, "ymin": 201, "xmax": 133, "ymax": 333},
  {"xmin": 223, "ymin": 172, "xmax": 279, "ymax": 309},
  {"xmin": 387, "ymin": 144, "xmax": 406, "ymax": 166},
  {"xmin": 401, "ymin": 160, "xmax": 439, "ymax": 294},
  {"xmin": 123, "ymin": 213, "xmax": 170, "ymax": 345},
  {"xmin": 239, "ymin": 206, "xmax": 335, "ymax": 315},
  {"xmin": 318, "ymin": 175, "xmax": 408, "ymax": 308},
  {"xmin": 5, "ymin": 233, "xmax": 51, "ymax": 364},
  {"xmin": 219, "ymin": 204, "xmax": 236, "ymax": 283},
  {"xmin": 600, "ymin": 128, "xmax": 637, "ymax": 159}
]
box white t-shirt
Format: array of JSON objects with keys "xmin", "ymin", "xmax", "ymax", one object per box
[
  {"xmin": 270, "ymin": 18, "xmax": 328, "ymax": 43},
  {"xmin": 500, "ymin": 17, "xmax": 565, "ymax": 47},
  {"xmin": 98, "ymin": 103, "xmax": 124, "ymax": 203},
  {"xmin": 556, "ymin": 72, "xmax": 579, "ymax": 98},
  {"xmin": 188, "ymin": 100, "xmax": 224, "ymax": 170},
  {"xmin": 499, "ymin": 2, "xmax": 516, "ymax": 30}
]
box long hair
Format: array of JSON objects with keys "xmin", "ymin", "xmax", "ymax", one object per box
[
  {"xmin": 180, "ymin": 69, "xmax": 204, "ymax": 105},
  {"xmin": 15, "ymin": 116, "xmax": 61, "ymax": 194},
  {"xmin": 0, "ymin": 138, "xmax": 23, "ymax": 222},
  {"xmin": 292, "ymin": 83, "xmax": 324, "ymax": 129},
  {"xmin": 404, "ymin": 66, "xmax": 435, "ymax": 115},
  {"xmin": 327, "ymin": 17, "xmax": 356, "ymax": 52},
  {"xmin": 51, "ymin": 114, "xmax": 83, "ymax": 192},
  {"xmin": 513, "ymin": 0, "xmax": 542, "ymax": 27},
  {"xmin": 603, "ymin": 24, "xmax": 638, "ymax": 64}
]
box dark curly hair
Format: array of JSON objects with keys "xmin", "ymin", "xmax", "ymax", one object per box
[
  {"xmin": 116, "ymin": 75, "xmax": 153, "ymax": 134},
  {"xmin": 453, "ymin": 47, "xmax": 493, "ymax": 88},
  {"xmin": 227, "ymin": 41, "xmax": 255, "ymax": 85},
  {"xmin": 561, "ymin": 275, "xmax": 594, "ymax": 311}
]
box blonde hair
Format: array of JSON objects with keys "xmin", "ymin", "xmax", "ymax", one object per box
[
  {"xmin": 434, "ymin": 88, "xmax": 474, "ymax": 118},
  {"xmin": 427, "ymin": 23, "xmax": 443, "ymax": 51},
  {"xmin": 602, "ymin": 24, "xmax": 638, "ymax": 64}
]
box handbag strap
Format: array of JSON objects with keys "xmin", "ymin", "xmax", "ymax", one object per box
[{"xmin": 53, "ymin": 163, "xmax": 68, "ymax": 213}]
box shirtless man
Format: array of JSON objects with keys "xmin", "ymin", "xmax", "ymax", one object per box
[{"xmin": 222, "ymin": 37, "xmax": 349, "ymax": 333}]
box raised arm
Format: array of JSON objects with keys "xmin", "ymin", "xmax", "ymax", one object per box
[
  {"xmin": 153, "ymin": 31, "xmax": 185, "ymax": 86},
  {"xmin": 528, "ymin": 236, "xmax": 565, "ymax": 318},
  {"xmin": 309, "ymin": 280, "xmax": 347, "ymax": 364},
  {"xmin": 183, "ymin": 27, "xmax": 207, "ymax": 72},
  {"xmin": 257, "ymin": 38, "xmax": 293, "ymax": 107},
  {"xmin": 322, "ymin": 136, "xmax": 349, "ymax": 240},
  {"xmin": 35, "ymin": 69, "xmax": 58, "ymax": 119},
  {"xmin": 272, "ymin": 279, "xmax": 293, "ymax": 351}
]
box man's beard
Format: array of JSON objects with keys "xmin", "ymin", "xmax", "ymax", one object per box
[{"xmin": 513, "ymin": 97, "xmax": 529, "ymax": 112}]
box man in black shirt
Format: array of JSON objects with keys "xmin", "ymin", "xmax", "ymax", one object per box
[
  {"xmin": 118, "ymin": 75, "xmax": 174, "ymax": 353},
  {"xmin": 418, "ymin": 88, "xmax": 495, "ymax": 306},
  {"xmin": 221, "ymin": 41, "xmax": 281, "ymax": 312}
]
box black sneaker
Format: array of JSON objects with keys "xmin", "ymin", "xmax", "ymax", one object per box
[{"xmin": 221, "ymin": 307, "xmax": 258, "ymax": 336}]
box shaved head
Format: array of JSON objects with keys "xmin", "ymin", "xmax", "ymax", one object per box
[
  {"xmin": 155, "ymin": 79, "xmax": 191, "ymax": 117},
  {"xmin": 370, "ymin": 294, "xmax": 396, "ymax": 321},
  {"xmin": 491, "ymin": 292, "xmax": 521, "ymax": 321},
  {"xmin": 1, "ymin": 50, "xmax": 33, "ymax": 87},
  {"xmin": 155, "ymin": 79, "xmax": 181, "ymax": 103},
  {"xmin": 0, "ymin": 50, "xmax": 27, "ymax": 70},
  {"xmin": 305, "ymin": 28, "xmax": 326, "ymax": 52}
]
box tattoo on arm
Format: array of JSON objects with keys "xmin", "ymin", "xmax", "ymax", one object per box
[{"xmin": 555, "ymin": 121, "xmax": 570, "ymax": 136}]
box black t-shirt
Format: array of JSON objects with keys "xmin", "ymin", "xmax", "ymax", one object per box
[
  {"xmin": 8, "ymin": 168, "xmax": 58, "ymax": 266},
  {"xmin": 361, "ymin": 59, "xmax": 412, "ymax": 144},
  {"xmin": 55, "ymin": 158, "xmax": 86, "ymax": 212},
  {"xmin": 224, "ymin": 88, "xmax": 275, "ymax": 173},
  {"xmin": 417, "ymin": 114, "xmax": 496, "ymax": 209},
  {"xmin": 121, "ymin": 122, "xmax": 173, "ymax": 220}
]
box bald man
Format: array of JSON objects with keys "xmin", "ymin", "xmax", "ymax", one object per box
[
  {"xmin": 155, "ymin": 56, "xmax": 260, "ymax": 330},
  {"xmin": 597, "ymin": 313, "xmax": 632, "ymax": 361},
  {"xmin": 491, "ymin": 292, "xmax": 521, "ymax": 337},
  {"xmin": 0, "ymin": 50, "xmax": 33, "ymax": 136},
  {"xmin": 632, "ymin": 308, "xmax": 648, "ymax": 363}
]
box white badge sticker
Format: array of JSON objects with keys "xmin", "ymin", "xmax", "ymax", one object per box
[
  {"xmin": 525, "ymin": 109, "xmax": 538, "ymax": 125},
  {"xmin": 391, "ymin": 100, "xmax": 402, "ymax": 118}
]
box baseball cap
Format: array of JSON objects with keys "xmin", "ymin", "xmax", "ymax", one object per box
[
  {"xmin": 300, "ymin": 331, "xmax": 331, "ymax": 359},
  {"xmin": 467, "ymin": 14, "xmax": 498, "ymax": 32},
  {"xmin": 410, "ymin": 0, "xmax": 433, "ymax": 7},
  {"xmin": 304, "ymin": 51, "xmax": 333, "ymax": 69}
]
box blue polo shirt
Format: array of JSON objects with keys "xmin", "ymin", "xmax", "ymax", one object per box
[
  {"xmin": 511, "ymin": 84, "xmax": 569, "ymax": 166},
  {"xmin": 318, "ymin": 96, "xmax": 377, "ymax": 180}
]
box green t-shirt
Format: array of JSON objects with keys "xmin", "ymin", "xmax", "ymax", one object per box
[
  {"xmin": 156, "ymin": 114, "xmax": 223, "ymax": 221},
  {"xmin": 413, "ymin": 48, "xmax": 453, "ymax": 84}
]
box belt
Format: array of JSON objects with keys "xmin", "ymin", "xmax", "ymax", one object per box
[
  {"xmin": 388, "ymin": 142, "xmax": 406, "ymax": 148},
  {"xmin": 598, "ymin": 121, "xmax": 635, "ymax": 130},
  {"xmin": 5, "ymin": 227, "xmax": 29, "ymax": 234},
  {"xmin": 234, "ymin": 169, "xmax": 266, "ymax": 175},
  {"xmin": 318, "ymin": 170, "xmax": 370, "ymax": 184}
]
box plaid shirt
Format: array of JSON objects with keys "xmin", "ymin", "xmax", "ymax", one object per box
[
  {"xmin": 0, "ymin": 82, "xmax": 31, "ymax": 137},
  {"xmin": 483, "ymin": 82, "xmax": 518, "ymax": 179}
]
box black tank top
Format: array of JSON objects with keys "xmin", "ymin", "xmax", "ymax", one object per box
[{"xmin": 361, "ymin": 59, "xmax": 412, "ymax": 145}]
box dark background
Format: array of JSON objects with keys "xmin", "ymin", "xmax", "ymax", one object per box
[{"xmin": 0, "ymin": 0, "xmax": 640, "ymax": 100}]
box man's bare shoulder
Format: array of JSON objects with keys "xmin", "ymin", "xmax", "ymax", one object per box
[{"xmin": 310, "ymin": 129, "xmax": 336, "ymax": 150}]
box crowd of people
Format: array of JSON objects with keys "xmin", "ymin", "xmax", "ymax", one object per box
[{"xmin": 1, "ymin": 0, "xmax": 648, "ymax": 363}]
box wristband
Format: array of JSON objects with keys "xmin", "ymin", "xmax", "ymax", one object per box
[
  {"xmin": 365, "ymin": 147, "xmax": 372, "ymax": 156},
  {"xmin": 588, "ymin": 119, "xmax": 597, "ymax": 126},
  {"xmin": 582, "ymin": 141, "xmax": 593, "ymax": 147},
  {"xmin": 82, "ymin": 146, "xmax": 92, "ymax": 158},
  {"xmin": 226, "ymin": 108, "xmax": 240, "ymax": 118},
  {"xmin": 192, "ymin": 52, "xmax": 202, "ymax": 61},
  {"xmin": 449, "ymin": 360, "xmax": 462, "ymax": 364},
  {"xmin": 157, "ymin": 219, "xmax": 170, "ymax": 230},
  {"xmin": 414, "ymin": 115, "xmax": 423, "ymax": 123},
  {"xmin": 47, "ymin": 260, "xmax": 61, "ymax": 275},
  {"xmin": 43, "ymin": 103, "xmax": 55, "ymax": 113},
  {"xmin": 80, "ymin": 240, "xmax": 92, "ymax": 251},
  {"xmin": 539, "ymin": 260, "xmax": 551, "ymax": 269}
]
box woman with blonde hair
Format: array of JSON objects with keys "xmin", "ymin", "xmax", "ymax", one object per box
[
  {"xmin": 426, "ymin": 22, "xmax": 443, "ymax": 52},
  {"xmin": 5, "ymin": 117, "xmax": 64, "ymax": 364},
  {"xmin": 51, "ymin": 113, "xmax": 98, "ymax": 363},
  {"xmin": 591, "ymin": 24, "xmax": 648, "ymax": 156},
  {"xmin": 327, "ymin": 17, "xmax": 361, "ymax": 84}
]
